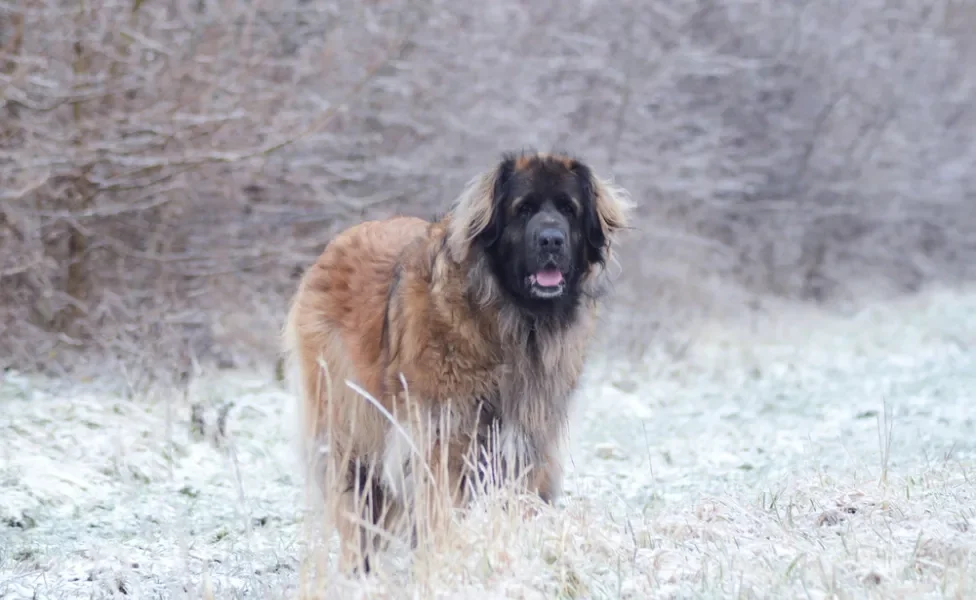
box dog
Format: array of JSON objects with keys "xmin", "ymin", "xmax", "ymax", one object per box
[{"xmin": 282, "ymin": 151, "xmax": 632, "ymax": 573}]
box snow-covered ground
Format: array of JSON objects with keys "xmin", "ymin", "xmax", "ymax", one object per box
[{"xmin": 2, "ymin": 287, "xmax": 975, "ymax": 599}]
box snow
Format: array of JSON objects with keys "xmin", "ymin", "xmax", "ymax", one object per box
[{"xmin": 2, "ymin": 287, "xmax": 975, "ymax": 598}]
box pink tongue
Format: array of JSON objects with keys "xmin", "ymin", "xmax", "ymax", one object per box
[{"xmin": 535, "ymin": 269, "xmax": 563, "ymax": 287}]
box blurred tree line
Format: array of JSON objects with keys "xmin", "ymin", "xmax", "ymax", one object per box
[{"xmin": 1, "ymin": 0, "xmax": 973, "ymax": 379}]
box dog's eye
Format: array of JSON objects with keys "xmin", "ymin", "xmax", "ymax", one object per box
[
  {"xmin": 517, "ymin": 202, "xmax": 534, "ymax": 217},
  {"xmin": 552, "ymin": 193, "xmax": 576, "ymax": 217}
]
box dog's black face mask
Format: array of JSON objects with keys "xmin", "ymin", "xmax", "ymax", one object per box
[{"xmin": 476, "ymin": 155, "xmax": 606, "ymax": 319}]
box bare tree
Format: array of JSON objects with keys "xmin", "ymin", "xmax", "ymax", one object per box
[{"xmin": 0, "ymin": 0, "xmax": 426, "ymax": 375}]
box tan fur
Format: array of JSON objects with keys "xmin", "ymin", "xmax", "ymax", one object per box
[{"xmin": 282, "ymin": 152, "xmax": 633, "ymax": 572}]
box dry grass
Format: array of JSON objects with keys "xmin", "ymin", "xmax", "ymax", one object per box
[{"xmin": 2, "ymin": 285, "xmax": 975, "ymax": 599}]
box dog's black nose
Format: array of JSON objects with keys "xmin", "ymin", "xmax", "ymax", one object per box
[{"xmin": 538, "ymin": 228, "xmax": 565, "ymax": 250}]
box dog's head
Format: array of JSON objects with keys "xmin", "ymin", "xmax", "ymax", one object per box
[{"xmin": 447, "ymin": 152, "xmax": 633, "ymax": 314}]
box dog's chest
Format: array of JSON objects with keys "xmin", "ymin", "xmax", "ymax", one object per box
[{"xmin": 495, "ymin": 336, "xmax": 581, "ymax": 427}]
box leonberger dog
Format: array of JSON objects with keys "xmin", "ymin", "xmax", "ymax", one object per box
[{"xmin": 283, "ymin": 151, "xmax": 632, "ymax": 573}]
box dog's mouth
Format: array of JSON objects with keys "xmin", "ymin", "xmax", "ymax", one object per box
[{"xmin": 528, "ymin": 268, "xmax": 565, "ymax": 298}]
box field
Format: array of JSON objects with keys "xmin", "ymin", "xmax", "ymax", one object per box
[{"xmin": 2, "ymin": 286, "xmax": 975, "ymax": 599}]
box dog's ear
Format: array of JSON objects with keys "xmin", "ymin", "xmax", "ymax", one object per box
[
  {"xmin": 576, "ymin": 167, "xmax": 605, "ymax": 254},
  {"xmin": 446, "ymin": 155, "xmax": 516, "ymax": 262},
  {"xmin": 572, "ymin": 162, "xmax": 608, "ymax": 262},
  {"xmin": 477, "ymin": 157, "xmax": 515, "ymax": 249},
  {"xmin": 571, "ymin": 160, "xmax": 633, "ymax": 265}
]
